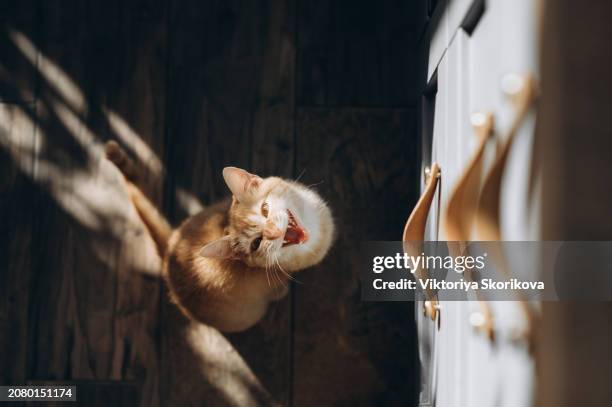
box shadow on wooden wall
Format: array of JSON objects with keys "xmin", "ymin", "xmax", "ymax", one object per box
[{"xmin": 0, "ymin": 0, "xmax": 422, "ymax": 405}]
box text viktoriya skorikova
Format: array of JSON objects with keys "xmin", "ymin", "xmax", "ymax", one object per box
[{"xmin": 372, "ymin": 278, "xmax": 545, "ymax": 291}]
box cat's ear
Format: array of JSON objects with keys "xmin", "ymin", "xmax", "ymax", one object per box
[
  {"xmin": 222, "ymin": 167, "xmax": 262, "ymax": 201},
  {"xmin": 200, "ymin": 236, "xmax": 235, "ymax": 259}
]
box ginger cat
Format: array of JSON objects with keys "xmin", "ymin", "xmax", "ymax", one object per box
[{"xmin": 105, "ymin": 141, "xmax": 334, "ymax": 332}]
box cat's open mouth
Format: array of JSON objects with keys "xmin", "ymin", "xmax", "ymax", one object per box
[{"xmin": 283, "ymin": 210, "xmax": 308, "ymax": 247}]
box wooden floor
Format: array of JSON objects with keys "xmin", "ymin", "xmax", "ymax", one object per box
[{"xmin": 0, "ymin": 1, "xmax": 424, "ymax": 405}]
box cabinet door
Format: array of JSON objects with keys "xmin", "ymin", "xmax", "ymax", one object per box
[
  {"xmin": 466, "ymin": 1, "xmax": 538, "ymax": 407},
  {"xmin": 420, "ymin": 26, "xmax": 474, "ymax": 407},
  {"xmin": 498, "ymin": 0, "xmax": 540, "ymax": 241},
  {"xmin": 419, "ymin": 1, "xmax": 540, "ymax": 406},
  {"xmin": 432, "ymin": 29, "xmax": 494, "ymax": 407},
  {"xmin": 464, "ymin": 4, "xmax": 504, "ymax": 407}
]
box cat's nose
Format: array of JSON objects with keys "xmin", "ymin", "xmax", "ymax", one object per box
[{"xmin": 263, "ymin": 221, "xmax": 284, "ymax": 240}]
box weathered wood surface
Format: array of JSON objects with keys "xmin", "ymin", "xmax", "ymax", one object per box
[
  {"xmin": 297, "ymin": 0, "xmax": 419, "ymax": 107},
  {"xmin": 294, "ymin": 108, "xmax": 419, "ymax": 406},
  {"xmin": 0, "ymin": 0, "xmax": 420, "ymax": 405},
  {"xmin": 0, "ymin": 0, "xmax": 40, "ymax": 389},
  {"xmin": 0, "ymin": 104, "xmax": 37, "ymax": 385}
]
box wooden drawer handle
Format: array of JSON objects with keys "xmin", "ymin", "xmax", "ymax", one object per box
[
  {"xmin": 475, "ymin": 73, "xmax": 539, "ymax": 350},
  {"xmin": 444, "ymin": 113, "xmax": 496, "ymax": 341},
  {"xmin": 403, "ymin": 163, "xmax": 440, "ymax": 321},
  {"xmin": 475, "ymin": 73, "xmax": 537, "ymax": 241},
  {"xmin": 444, "ymin": 112, "xmax": 494, "ymax": 241},
  {"xmin": 403, "ymin": 163, "xmax": 440, "ymax": 241}
]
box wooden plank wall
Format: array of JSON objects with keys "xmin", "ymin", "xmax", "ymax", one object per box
[{"xmin": 0, "ymin": 0, "xmax": 422, "ymax": 405}]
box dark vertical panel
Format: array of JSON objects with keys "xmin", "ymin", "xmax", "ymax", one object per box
[
  {"xmin": 103, "ymin": 3, "xmax": 168, "ymax": 406},
  {"xmin": 537, "ymin": 1, "xmax": 612, "ymax": 406},
  {"xmin": 0, "ymin": 0, "xmax": 40, "ymax": 385},
  {"xmin": 297, "ymin": 0, "xmax": 419, "ymax": 107},
  {"xmin": 22, "ymin": 1, "xmax": 166, "ymax": 405},
  {"xmin": 162, "ymin": 0, "xmax": 295, "ymax": 405},
  {"xmin": 30, "ymin": 18, "xmax": 119, "ymax": 389},
  {"xmin": 293, "ymin": 108, "xmax": 418, "ymax": 406},
  {"xmin": 0, "ymin": 104, "xmax": 37, "ymax": 384},
  {"xmin": 165, "ymin": 0, "xmax": 258, "ymax": 210}
]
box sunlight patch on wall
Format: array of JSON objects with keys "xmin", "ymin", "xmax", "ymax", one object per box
[
  {"xmin": 0, "ymin": 102, "xmax": 36, "ymax": 174},
  {"xmin": 9, "ymin": 29, "xmax": 88, "ymax": 114},
  {"xmin": 186, "ymin": 323, "xmax": 276, "ymax": 406},
  {"xmin": 47, "ymin": 94, "xmax": 97, "ymax": 153},
  {"xmin": 104, "ymin": 108, "xmax": 162, "ymax": 178},
  {"xmin": 176, "ymin": 187, "xmax": 205, "ymax": 215}
]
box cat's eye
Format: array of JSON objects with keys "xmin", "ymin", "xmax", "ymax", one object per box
[
  {"xmin": 250, "ymin": 236, "xmax": 262, "ymax": 252},
  {"xmin": 261, "ymin": 202, "xmax": 269, "ymax": 217}
]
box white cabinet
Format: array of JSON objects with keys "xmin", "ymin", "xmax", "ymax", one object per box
[{"xmin": 418, "ymin": 1, "xmax": 540, "ymax": 406}]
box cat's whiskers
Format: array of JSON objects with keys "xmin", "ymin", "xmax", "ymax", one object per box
[
  {"xmin": 266, "ymin": 244, "xmax": 280, "ymax": 288},
  {"xmin": 274, "ymin": 268, "xmax": 286, "ymax": 290},
  {"xmin": 264, "ymin": 260, "xmax": 272, "ymax": 288},
  {"xmin": 306, "ymin": 180, "xmax": 325, "ymax": 188},
  {"xmin": 294, "ymin": 168, "xmax": 306, "ymax": 183},
  {"xmin": 264, "ymin": 243, "xmax": 284, "ymax": 289},
  {"xmin": 265, "ymin": 243, "xmax": 288, "ymax": 289},
  {"xmin": 274, "ymin": 255, "xmax": 302, "ymax": 284},
  {"xmin": 269, "ymin": 261, "xmax": 283, "ymax": 289}
]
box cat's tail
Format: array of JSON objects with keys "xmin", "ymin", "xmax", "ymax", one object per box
[{"xmin": 105, "ymin": 141, "xmax": 172, "ymax": 257}]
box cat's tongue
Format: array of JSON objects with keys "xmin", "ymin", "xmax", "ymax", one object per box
[{"xmin": 284, "ymin": 225, "xmax": 307, "ymax": 246}]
